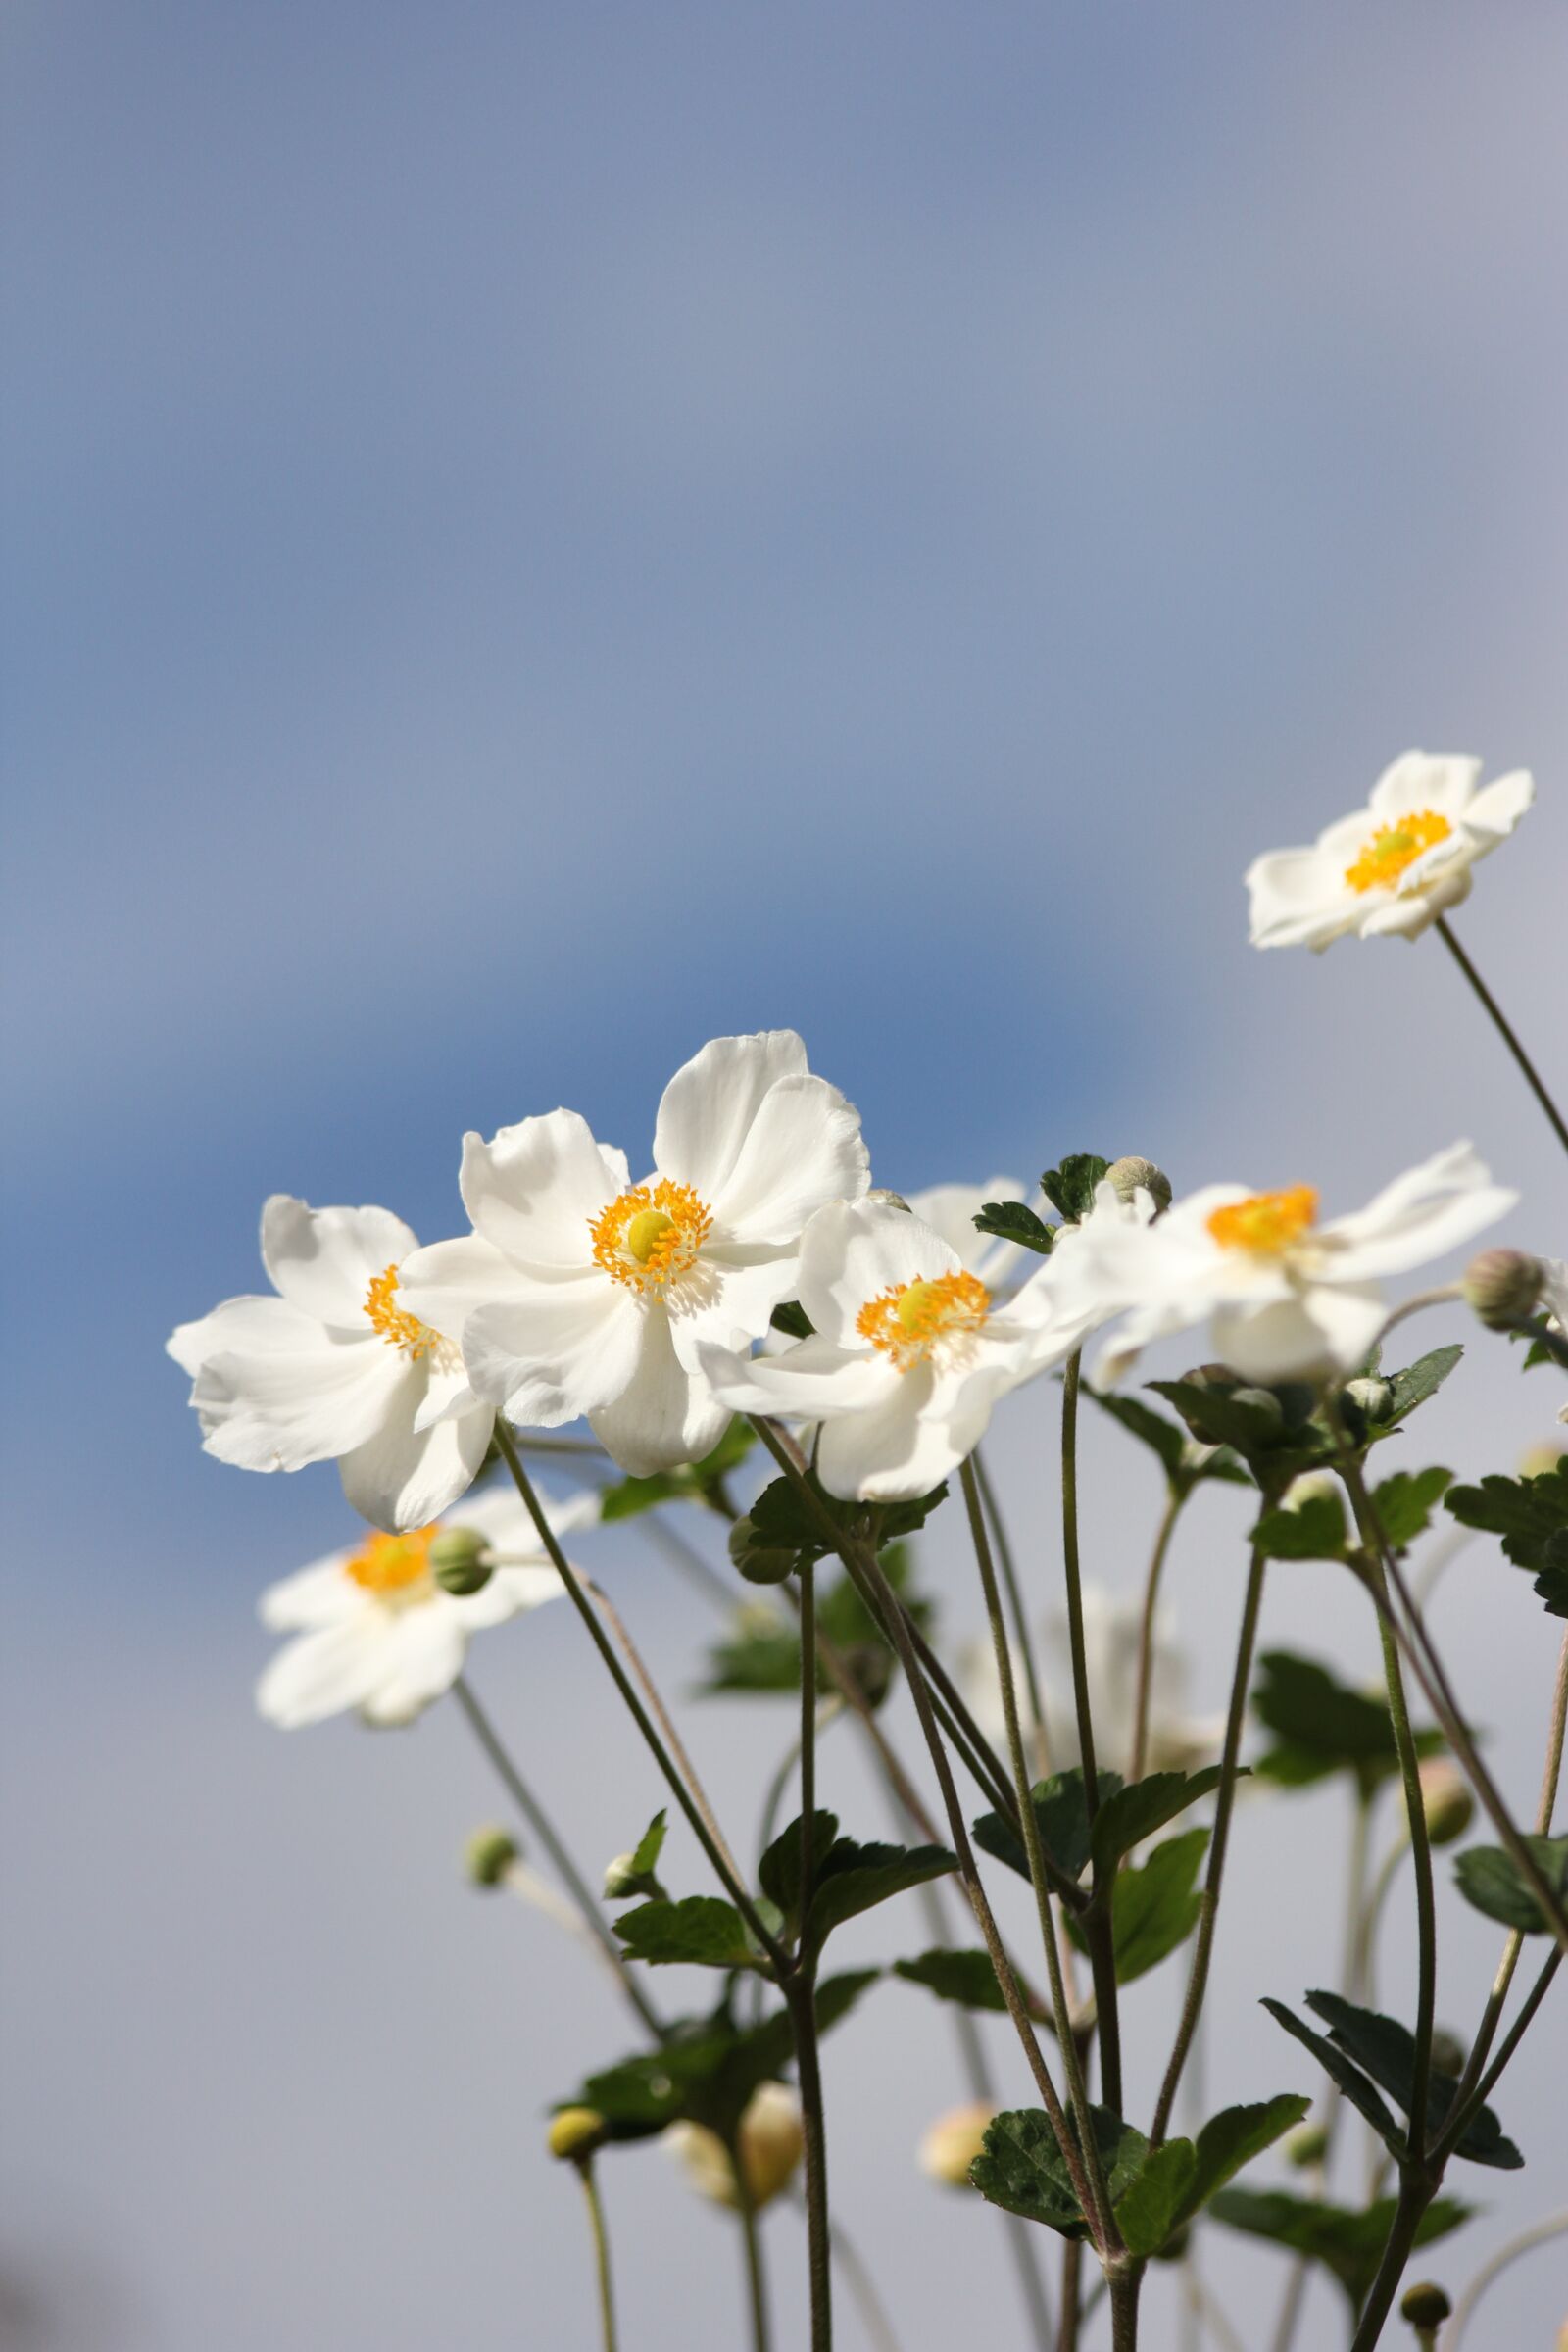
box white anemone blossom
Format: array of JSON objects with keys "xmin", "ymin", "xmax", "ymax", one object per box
[
  {"xmin": 168, "ymin": 1199, "xmax": 494, "ymax": 1533},
  {"xmin": 1246, "ymin": 752, "xmax": 1534, "ymax": 951},
  {"xmin": 256, "ymin": 1485, "xmax": 594, "ymax": 1729},
  {"xmin": 1060, "ymin": 1144, "xmax": 1515, "ymax": 1390},
  {"xmin": 904, "ymin": 1176, "xmax": 1038, "ymax": 1292},
  {"xmin": 698, "ymin": 1193, "xmax": 1133, "ymax": 1502},
  {"xmin": 397, "ymin": 1032, "xmax": 869, "ymax": 1478}
]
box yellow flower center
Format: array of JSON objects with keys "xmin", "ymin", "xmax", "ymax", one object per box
[
  {"xmin": 590, "ymin": 1181, "xmax": 713, "ymax": 1293},
  {"xmin": 343, "ymin": 1525, "xmax": 438, "ymax": 1598},
  {"xmin": 1343, "ymin": 808, "xmax": 1452, "ymax": 894},
  {"xmin": 1206, "ymin": 1186, "xmax": 1319, "ymax": 1255},
  {"xmin": 364, "ymin": 1264, "xmax": 451, "ymax": 1363},
  {"xmin": 857, "ymin": 1271, "xmax": 991, "ymax": 1370}
]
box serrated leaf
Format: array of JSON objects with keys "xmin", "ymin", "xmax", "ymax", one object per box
[
  {"xmin": 1040, "ymin": 1154, "xmax": 1110, "ymax": 1225},
  {"xmin": 972, "ymin": 1767, "xmax": 1122, "ymax": 1886},
  {"xmin": 1446, "ymin": 1458, "xmax": 1568, "ymax": 1623},
  {"xmin": 1208, "ymin": 2187, "xmax": 1472, "ymax": 2310},
  {"xmin": 1251, "ymin": 1492, "xmax": 1348, "ymax": 1563},
  {"xmin": 733, "ymin": 1968, "xmax": 882, "ymax": 2085},
  {"xmin": 805, "ymin": 1836, "xmax": 957, "ymax": 1944},
  {"xmin": 615, "ymin": 1896, "xmax": 760, "ymax": 1969},
  {"xmin": 1303, "ymin": 1989, "xmax": 1522, "ymax": 2170},
  {"xmin": 1380, "ymin": 1345, "xmax": 1464, "ymax": 1428},
  {"xmin": 971, "ymin": 2104, "xmax": 1147, "ymax": 2237},
  {"xmin": 599, "ymin": 1420, "xmax": 755, "ymax": 1520},
  {"xmin": 1370, "ymin": 1467, "xmax": 1452, "ymax": 1548},
  {"xmin": 758, "ymin": 1810, "xmax": 838, "ymax": 1928},
  {"xmin": 1176, "ymin": 2094, "xmax": 1313, "ymax": 2226},
  {"xmin": 1260, "ymin": 1998, "xmax": 1402, "ymax": 2155},
  {"xmin": 1454, "ymin": 1836, "xmax": 1568, "ymax": 1935},
  {"xmin": 893, "ymin": 1947, "xmax": 1046, "ymax": 2020},
  {"xmin": 1074, "ymin": 1827, "xmax": 1208, "ymax": 1984},
  {"xmin": 1114, "ymin": 2140, "xmax": 1197, "ymax": 2256},
  {"xmin": 1089, "ymin": 1767, "xmax": 1228, "ymax": 1876},
  {"xmin": 628, "ymin": 1809, "xmax": 667, "ymax": 1880},
  {"xmin": 749, "ymin": 1470, "xmax": 948, "ymax": 1564},
  {"xmin": 1251, "ymin": 1650, "xmax": 1417, "ymax": 1790},
  {"xmin": 974, "ymin": 1200, "xmax": 1055, "ymax": 1256}
]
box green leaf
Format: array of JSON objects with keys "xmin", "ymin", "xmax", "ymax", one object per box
[
  {"xmin": 974, "ymin": 1200, "xmax": 1055, "ymax": 1256},
  {"xmin": 1114, "ymin": 2140, "xmax": 1197, "ymax": 2257},
  {"xmin": 748, "ymin": 1470, "xmax": 948, "ymax": 1564},
  {"xmin": 758, "ymin": 1810, "xmax": 839, "ymax": 1929},
  {"xmin": 1089, "ymin": 1767, "xmax": 1228, "ymax": 1877},
  {"xmin": 1454, "ymin": 1836, "xmax": 1568, "ymax": 1935},
  {"xmin": 733, "ymin": 1968, "xmax": 882, "ymax": 2085},
  {"xmin": 893, "ymin": 1947, "xmax": 1045, "ymax": 2020},
  {"xmin": 1096, "ymin": 1827, "xmax": 1209, "ymax": 1984},
  {"xmin": 806, "ymin": 1836, "xmax": 957, "ymax": 1944},
  {"xmin": 770, "ymin": 1300, "xmax": 814, "ymax": 1340},
  {"xmin": 1260, "ymin": 1999, "xmax": 1402, "ymax": 2154},
  {"xmin": 1148, "ymin": 1379, "xmax": 1300, "ymax": 1459},
  {"xmin": 1250, "ymin": 1492, "xmax": 1348, "ymax": 1563},
  {"xmin": 699, "ymin": 1544, "xmax": 932, "ymax": 1701},
  {"xmin": 628, "ymin": 1809, "xmax": 667, "ymax": 1880},
  {"xmin": 614, "ymin": 1896, "xmax": 760, "ymax": 1970},
  {"xmin": 971, "ymin": 2104, "xmax": 1147, "ymax": 2237},
  {"xmin": 1370, "ymin": 1467, "xmax": 1453, "ymax": 1548},
  {"xmin": 1303, "ymin": 1989, "xmax": 1522, "ymax": 2170},
  {"xmin": 599, "ymin": 1420, "xmax": 755, "ymax": 1520},
  {"xmin": 1208, "ymin": 2188, "xmax": 1472, "ymax": 2310},
  {"xmin": 972, "ymin": 1767, "xmax": 1123, "ymax": 1886},
  {"xmin": 1083, "ymin": 1387, "xmax": 1189, "ymax": 1484},
  {"xmin": 1251, "ymin": 1650, "xmax": 1419, "ymax": 1790},
  {"xmin": 1040, "ymin": 1154, "xmax": 1110, "ymax": 1225},
  {"xmin": 1176, "ymin": 2095, "xmax": 1313, "ymax": 2226},
  {"xmin": 1380, "ymin": 1345, "xmax": 1464, "ymax": 1429},
  {"xmin": 1446, "ymin": 1457, "xmax": 1568, "ymax": 1617}
]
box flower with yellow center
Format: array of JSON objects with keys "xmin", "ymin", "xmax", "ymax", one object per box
[
  {"xmin": 169, "ymin": 1196, "xmax": 494, "ymax": 1532},
  {"xmin": 1247, "ymin": 751, "xmax": 1533, "ymax": 951},
  {"xmin": 397, "ymin": 1031, "xmax": 870, "ymax": 1479},
  {"xmin": 699, "ymin": 1195, "xmax": 1118, "ymax": 1502},
  {"xmin": 256, "ymin": 1484, "xmax": 596, "ymax": 1730},
  {"xmin": 1054, "ymin": 1145, "xmax": 1515, "ymax": 1390}
]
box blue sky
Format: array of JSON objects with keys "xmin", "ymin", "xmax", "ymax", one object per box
[{"xmin": 5, "ymin": 4, "xmax": 1568, "ymax": 2345}]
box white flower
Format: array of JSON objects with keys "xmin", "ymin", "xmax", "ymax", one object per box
[
  {"xmin": 961, "ymin": 1585, "xmax": 1223, "ymax": 1780},
  {"xmin": 1066, "ymin": 1144, "xmax": 1515, "ymax": 1389},
  {"xmin": 905, "ymin": 1176, "xmax": 1039, "ymax": 1290},
  {"xmin": 697, "ymin": 1197, "xmax": 1113, "ymax": 1503},
  {"xmin": 256, "ymin": 1485, "xmax": 593, "ymax": 1729},
  {"xmin": 398, "ymin": 1032, "xmax": 869, "ymax": 1478},
  {"xmin": 1247, "ymin": 752, "xmax": 1534, "ymax": 951},
  {"xmin": 168, "ymin": 1199, "xmax": 494, "ymax": 1533}
]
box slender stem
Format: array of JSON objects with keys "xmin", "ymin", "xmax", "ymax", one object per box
[
  {"xmin": 1130, "ymin": 1488, "xmax": 1184, "ymax": 1786},
  {"xmin": 1151, "ymin": 1549, "xmax": 1267, "ymax": 2144},
  {"xmin": 1436, "ymin": 1945, "xmax": 1561, "ymax": 2170},
  {"xmin": 576, "ymin": 2161, "xmax": 618, "ymax": 2352},
  {"xmin": 1057, "ymin": 2239, "xmax": 1083, "ymax": 2352},
  {"xmin": 1365, "ymin": 1555, "xmax": 1439, "ymax": 2163},
  {"xmin": 1348, "ymin": 2174, "xmax": 1435, "ymax": 2352},
  {"xmin": 975, "ymin": 1444, "xmax": 1054, "ymax": 1775},
  {"xmin": 799, "ymin": 1561, "xmax": 817, "ymax": 1928},
  {"xmin": 1444, "ymin": 2206, "xmax": 1568, "ymax": 2347},
  {"xmin": 490, "ymin": 1420, "xmax": 789, "ymax": 1973},
  {"xmin": 1435, "ymin": 913, "xmax": 1568, "ymax": 1161},
  {"xmin": 1059, "ymin": 1352, "xmax": 1101, "ymax": 1809},
  {"xmin": 786, "ymin": 1975, "xmax": 832, "ymax": 2351},
  {"xmin": 749, "ymin": 1418, "xmax": 1106, "ymax": 2249},
  {"xmin": 961, "ymin": 1459, "xmax": 1112, "ymax": 2243},
  {"xmin": 730, "ymin": 2132, "xmax": 772, "ymax": 2352},
  {"xmin": 452, "ymin": 1677, "xmax": 665, "ymax": 2040}
]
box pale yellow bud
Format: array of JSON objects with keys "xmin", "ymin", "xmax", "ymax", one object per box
[
  {"xmin": 548, "ymin": 2107, "xmax": 608, "ymax": 2162},
  {"xmin": 666, "ymin": 2082, "xmax": 804, "ymax": 2212},
  {"xmin": 917, "ymin": 2100, "xmax": 997, "ymax": 2187},
  {"xmin": 1411, "ymin": 1759, "xmax": 1473, "ymax": 1848},
  {"xmin": 1519, "ymin": 1440, "xmax": 1567, "ymax": 1482}
]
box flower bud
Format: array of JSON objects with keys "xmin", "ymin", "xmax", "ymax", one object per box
[
  {"xmin": 866, "ymin": 1188, "xmax": 911, "ymax": 1212},
  {"xmin": 549, "ymin": 2106, "xmax": 608, "ymax": 2163},
  {"xmin": 918, "ymin": 2100, "xmax": 996, "ymax": 2187},
  {"xmin": 603, "ymin": 1850, "xmax": 663, "ymax": 1902},
  {"xmin": 1229, "ymin": 1385, "xmax": 1286, "ymax": 1430},
  {"xmin": 464, "ymin": 1825, "xmax": 518, "ymax": 1888},
  {"xmin": 727, "ymin": 1515, "xmax": 801, "ymax": 1587},
  {"xmin": 1399, "ymin": 2281, "xmax": 1451, "ymax": 2330},
  {"xmin": 1520, "ymin": 1440, "xmax": 1567, "ymax": 1481},
  {"xmin": 1104, "ymin": 1156, "xmax": 1172, "ymax": 1214},
  {"xmin": 666, "ymin": 2082, "xmax": 804, "ymax": 2210},
  {"xmin": 1411, "ymin": 1758, "xmax": 1473, "ymax": 1848},
  {"xmin": 430, "ymin": 1525, "xmax": 494, "ymax": 1596},
  {"xmin": 1461, "ymin": 1248, "xmax": 1544, "ymax": 1331},
  {"xmin": 1428, "ymin": 2028, "xmax": 1467, "ymax": 2079},
  {"xmin": 1282, "ymin": 1470, "xmax": 1339, "ymax": 1512},
  {"xmin": 1285, "ymin": 2121, "xmax": 1329, "ymax": 2169},
  {"xmin": 1343, "ymin": 1376, "xmax": 1396, "ymax": 1426}
]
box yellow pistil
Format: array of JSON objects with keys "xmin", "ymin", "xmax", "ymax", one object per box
[
  {"xmin": 590, "ymin": 1180, "xmax": 713, "ymax": 1293},
  {"xmin": 343, "ymin": 1525, "xmax": 438, "ymax": 1598},
  {"xmin": 857, "ymin": 1270, "xmax": 991, "ymax": 1371},
  {"xmin": 1343, "ymin": 808, "xmax": 1452, "ymax": 894},
  {"xmin": 364, "ymin": 1264, "xmax": 448, "ymax": 1361},
  {"xmin": 1206, "ymin": 1186, "xmax": 1319, "ymax": 1255}
]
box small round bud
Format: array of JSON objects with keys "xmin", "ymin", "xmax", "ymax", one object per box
[
  {"xmin": 1412, "ymin": 1758, "xmax": 1473, "ymax": 1848},
  {"xmin": 1104, "ymin": 1156, "xmax": 1172, "ymax": 1214},
  {"xmin": 1520, "ymin": 1440, "xmax": 1568, "ymax": 1482},
  {"xmin": 549, "ymin": 2106, "xmax": 608, "ymax": 2163},
  {"xmin": 1399, "ymin": 2281, "xmax": 1451, "ymax": 2330},
  {"xmin": 917, "ymin": 2100, "xmax": 997, "ymax": 2187},
  {"xmin": 464, "ymin": 1825, "xmax": 518, "ymax": 1888},
  {"xmin": 430, "ymin": 1525, "xmax": 494, "ymax": 1596},
  {"xmin": 666, "ymin": 2082, "xmax": 804, "ymax": 2210},
  {"xmin": 603, "ymin": 1851, "xmax": 644, "ymax": 1900},
  {"xmin": 1428, "ymin": 2028, "xmax": 1467, "ymax": 2080},
  {"xmin": 866, "ymin": 1188, "xmax": 912, "ymax": 1212},
  {"xmin": 1344, "ymin": 1375, "xmax": 1396, "ymax": 1426},
  {"xmin": 1285, "ymin": 2121, "xmax": 1329, "ymax": 2169},
  {"xmin": 727, "ymin": 1515, "xmax": 801, "ymax": 1587},
  {"xmin": 1461, "ymin": 1248, "xmax": 1544, "ymax": 1331},
  {"xmin": 1282, "ymin": 1470, "xmax": 1339, "ymax": 1512},
  {"xmin": 1230, "ymin": 1385, "xmax": 1286, "ymax": 1430}
]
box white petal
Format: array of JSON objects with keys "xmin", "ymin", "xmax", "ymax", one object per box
[
  {"xmin": 588, "ymin": 1308, "xmax": 733, "ymax": 1475},
  {"xmin": 653, "ymin": 1031, "xmax": 809, "ymax": 1199},
  {"xmin": 359, "ymin": 1607, "xmax": 468, "ymax": 1725},
  {"xmin": 1368, "ymin": 751, "xmax": 1482, "ymax": 821},
  {"xmin": 338, "ymin": 1398, "xmax": 493, "ymax": 1533},
  {"xmin": 1357, "ymin": 871, "xmax": 1469, "ymax": 935},
  {"xmin": 667, "ymin": 1257, "xmax": 803, "ymax": 1370},
  {"xmin": 261, "ymin": 1197, "xmax": 419, "ymax": 1331},
  {"xmin": 168, "ymin": 1292, "xmax": 330, "ymax": 1377},
  {"xmin": 796, "ymin": 1201, "xmax": 959, "ymax": 1348},
  {"xmin": 412, "ymin": 1354, "xmax": 483, "ymax": 1433},
  {"xmin": 1321, "ymin": 1143, "xmax": 1515, "ymax": 1280},
  {"xmin": 1246, "ymin": 847, "xmax": 1360, "ymax": 953},
  {"xmin": 814, "ymin": 1370, "xmax": 962, "ymax": 1502},
  {"xmin": 397, "ymin": 1232, "xmax": 523, "ymax": 1350},
  {"xmin": 459, "ymin": 1111, "xmax": 629, "ymax": 1268},
  {"xmin": 462, "ymin": 1274, "xmax": 644, "ymax": 1424},
  {"xmin": 1213, "ymin": 1284, "xmax": 1386, "ymax": 1384},
  {"xmin": 707, "ymin": 1074, "xmax": 870, "ymax": 1245},
  {"xmin": 452, "ymin": 1561, "xmax": 565, "ymax": 1630},
  {"xmin": 1088, "ymin": 1298, "xmax": 1201, "ymax": 1389},
  {"xmin": 258, "ymin": 1556, "xmax": 361, "ymax": 1632},
  {"xmin": 193, "ymin": 1339, "xmax": 408, "ymax": 1473},
  {"xmin": 1460, "ymin": 768, "xmax": 1534, "ymax": 842},
  {"xmin": 905, "ymin": 1179, "xmax": 1027, "ymax": 1283},
  {"xmin": 697, "ymin": 1334, "xmax": 898, "ymax": 1420},
  {"xmin": 257, "ymin": 1620, "xmax": 387, "ymax": 1728}
]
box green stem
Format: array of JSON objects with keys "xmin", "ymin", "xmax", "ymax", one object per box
[
  {"xmin": 1346, "ymin": 2174, "xmax": 1434, "ymax": 2352},
  {"xmin": 786, "ymin": 1973, "xmax": 833, "ymax": 2352},
  {"xmin": 490, "ymin": 1419, "xmax": 788, "ymax": 1973},
  {"xmin": 577, "ymin": 2160, "xmax": 618, "ymax": 2352},
  {"xmin": 730, "ymin": 2131, "xmax": 772, "ymax": 2352},
  {"xmin": 1129, "ymin": 1487, "xmax": 1185, "ymax": 1786},
  {"xmin": 1435, "ymin": 1943, "xmax": 1560, "ymax": 2166},
  {"xmin": 799, "ymin": 1560, "xmax": 817, "ymax": 1928},
  {"xmin": 975, "ymin": 1443, "xmax": 1054, "ymax": 1775},
  {"xmin": 1056, "ymin": 2239, "xmax": 1083, "ymax": 2352},
  {"xmin": 1151, "ymin": 1549, "xmax": 1267, "ymax": 2145},
  {"xmin": 1059, "ymin": 1352, "xmax": 1101, "ymax": 1808},
  {"xmin": 452, "ymin": 1676, "xmax": 666, "ymax": 2041},
  {"xmin": 1435, "ymin": 913, "xmax": 1568, "ymax": 1162},
  {"xmin": 1107, "ymin": 2262, "xmax": 1144, "ymax": 2352}
]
